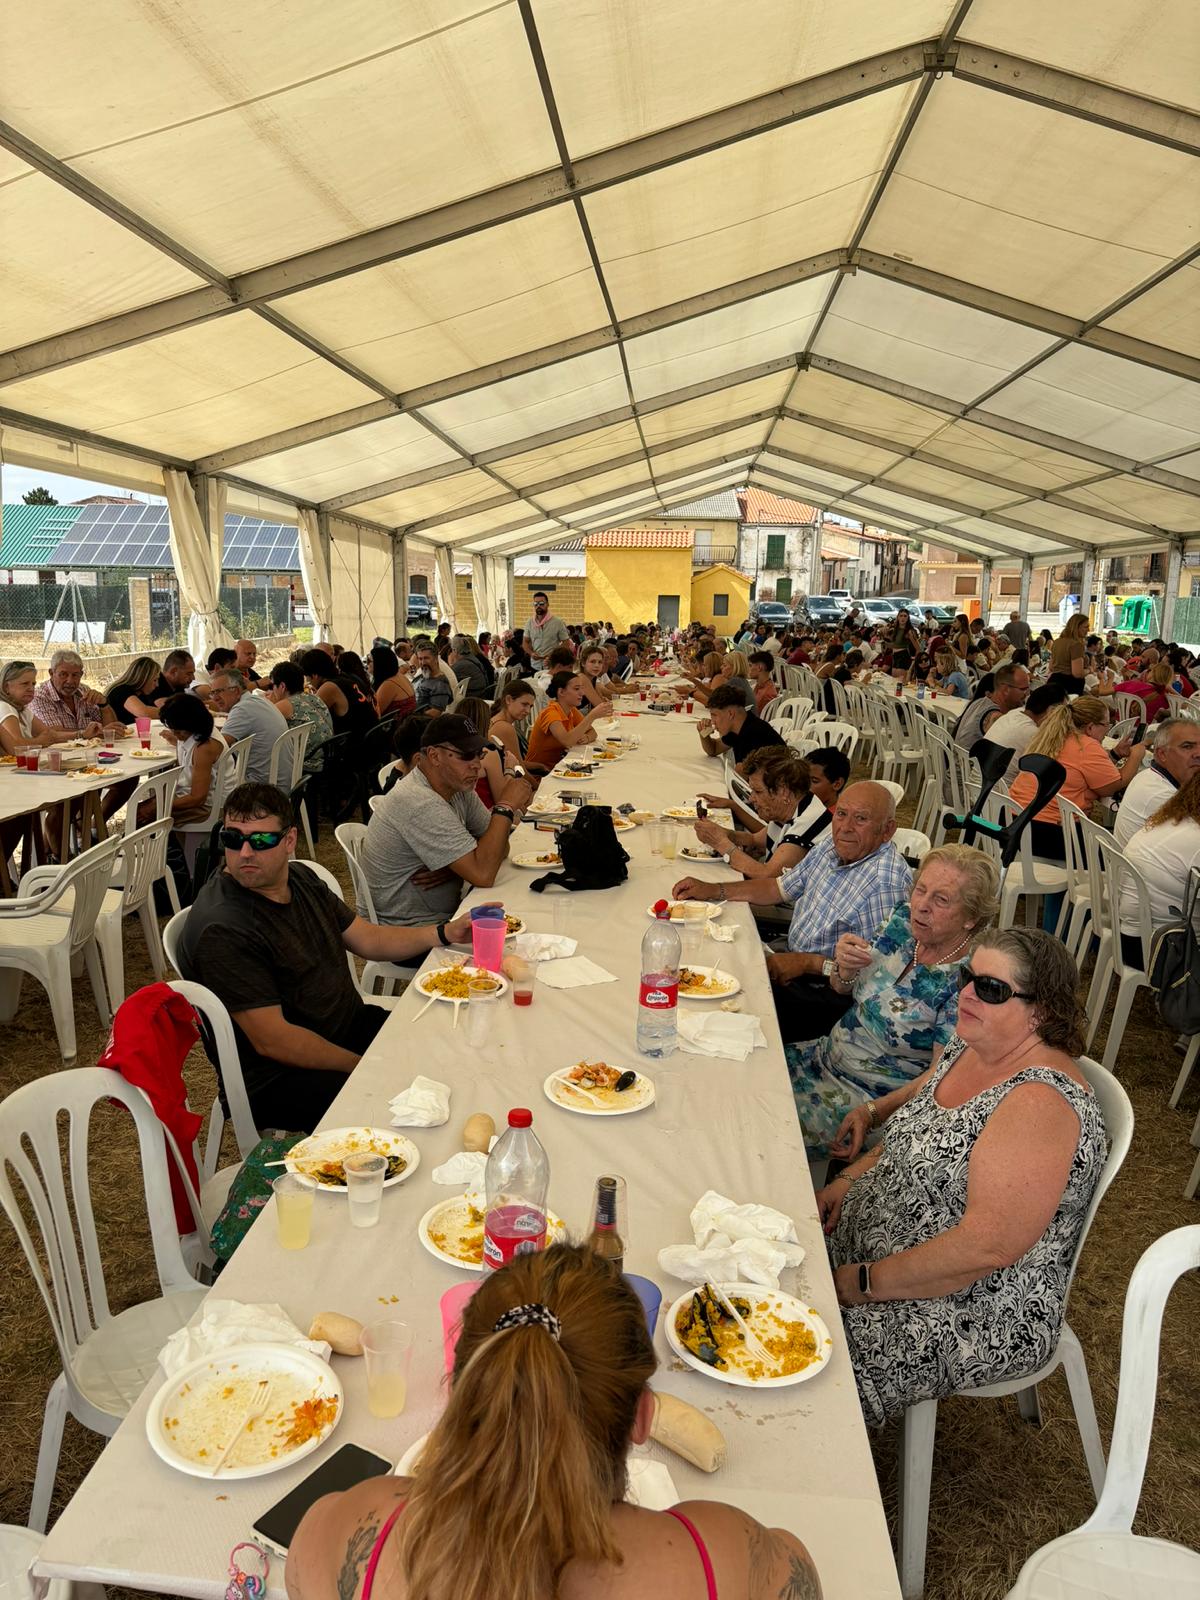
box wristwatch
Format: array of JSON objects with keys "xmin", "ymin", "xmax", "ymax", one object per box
[
  {"xmin": 721, "ymin": 851, "xmax": 733, "ymax": 864},
  {"xmin": 493, "ymin": 804, "xmax": 521, "ymax": 825},
  {"xmin": 436, "ymin": 922, "xmax": 451, "ymax": 947},
  {"xmin": 821, "ymin": 958, "xmax": 836, "ymax": 978},
  {"xmin": 857, "ymin": 1262, "xmax": 874, "ymax": 1299}
]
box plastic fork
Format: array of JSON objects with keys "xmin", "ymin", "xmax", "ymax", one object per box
[
  {"xmin": 552, "ymin": 1071, "xmax": 607, "ymax": 1108},
  {"xmin": 211, "ymin": 1378, "xmax": 272, "ymax": 1475},
  {"xmin": 707, "ymin": 1283, "xmax": 774, "ymax": 1369}
]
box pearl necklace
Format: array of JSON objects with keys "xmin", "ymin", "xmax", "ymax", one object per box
[{"xmin": 914, "ymin": 928, "xmax": 973, "ymax": 967}]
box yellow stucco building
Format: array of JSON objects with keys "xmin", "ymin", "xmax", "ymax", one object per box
[
  {"xmin": 691, "ymin": 562, "xmax": 752, "ymax": 631},
  {"xmin": 584, "ymin": 529, "xmax": 694, "ymax": 632}
]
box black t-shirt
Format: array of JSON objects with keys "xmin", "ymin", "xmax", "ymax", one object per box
[
  {"xmin": 106, "ymin": 681, "xmax": 154, "ymax": 723},
  {"xmin": 330, "ymin": 674, "xmax": 379, "ymax": 737},
  {"xmin": 177, "ymin": 864, "xmax": 364, "ymax": 1102},
  {"xmin": 722, "ymin": 712, "xmax": 785, "ymax": 763}
]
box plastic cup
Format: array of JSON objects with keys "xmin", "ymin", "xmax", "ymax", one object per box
[
  {"xmin": 471, "ymin": 905, "xmax": 506, "ymax": 972},
  {"xmin": 440, "ymin": 1282, "xmax": 482, "ymax": 1373},
  {"xmin": 550, "ymin": 895, "xmax": 571, "ymax": 936},
  {"xmin": 17, "ymin": 746, "xmax": 35, "ymax": 771},
  {"xmin": 343, "ymin": 1152, "xmax": 387, "ymax": 1229},
  {"xmin": 361, "ymin": 1320, "xmax": 413, "ymax": 1418},
  {"xmin": 135, "ymin": 715, "xmax": 151, "ymax": 750},
  {"xmin": 465, "ymin": 990, "xmax": 497, "ymax": 1044},
  {"xmin": 661, "ymin": 826, "xmax": 678, "ymax": 862},
  {"xmin": 685, "ymin": 699, "xmax": 694, "ymax": 713},
  {"xmin": 639, "ymin": 689, "xmax": 647, "ymax": 702},
  {"xmin": 45, "ymin": 748, "xmax": 62, "ymax": 773},
  {"xmin": 679, "ymin": 918, "xmax": 704, "ymax": 965},
  {"xmin": 273, "ymin": 1173, "xmax": 313, "ymax": 1250},
  {"xmin": 510, "ymin": 956, "xmax": 537, "ymax": 1007}
]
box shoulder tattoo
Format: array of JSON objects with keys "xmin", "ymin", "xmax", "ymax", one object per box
[{"xmin": 337, "ymin": 1515, "xmax": 380, "ymax": 1600}]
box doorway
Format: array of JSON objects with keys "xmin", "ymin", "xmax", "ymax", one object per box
[{"xmin": 657, "ymin": 595, "xmax": 680, "ymax": 630}]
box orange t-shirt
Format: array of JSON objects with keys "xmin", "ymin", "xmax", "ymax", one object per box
[
  {"xmin": 1009, "ymin": 732, "xmax": 1119, "ymax": 823},
  {"xmin": 525, "ymin": 702, "xmax": 582, "ymax": 770}
]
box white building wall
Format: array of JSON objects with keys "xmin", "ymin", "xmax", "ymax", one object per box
[{"xmin": 738, "ymin": 522, "xmax": 817, "ymax": 602}]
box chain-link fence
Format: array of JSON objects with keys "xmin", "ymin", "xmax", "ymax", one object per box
[{"xmin": 0, "ymin": 579, "xmax": 292, "ymax": 660}]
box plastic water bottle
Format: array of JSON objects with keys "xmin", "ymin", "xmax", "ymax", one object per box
[
  {"xmin": 917, "ymin": 681, "xmax": 926, "ymax": 700},
  {"xmin": 482, "ymin": 1109, "xmax": 549, "ymax": 1272},
  {"xmin": 637, "ymin": 908, "xmax": 681, "ymax": 1058}
]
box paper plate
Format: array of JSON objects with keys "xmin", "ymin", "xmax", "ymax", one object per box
[
  {"xmin": 677, "ymin": 964, "xmax": 741, "ymax": 1002},
  {"xmin": 145, "ymin": 1342, "xmax": 342, "ymax": 1479},
  {"xmin": 414, "ymin": 966, "xmax": 510, "ymax": 1003},
  {"xmin": 680, "ymin": 845, "xmax": 722, "ymax": 860},
  {"xmin": 417, "ymin": 1193, "xmax": 567, "ymax": 1272},
  {"xmin": 645, "ymin": 901, "xmax": 722, "ymax": 922},
  {"xmin": 665, "ymin": 1284, "xmax": 833, "ymax": 1389},
  {"xmin": 283, "ymin": 1126, "xmax": 420, "ymax": 1191},
  {"xmin": 511, "ymin": 851, "xmax": 561, "ymax": 869},
  {"xmin": 544, "ymin": 1066, "xmax": 655, "ymax": 1116}
]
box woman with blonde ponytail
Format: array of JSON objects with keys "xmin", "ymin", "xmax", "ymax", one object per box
[
  {"xmin": 288, "ymin": 1243, "xmax": 822, "ymax": 1600},
  {"xmin": 1009, "ymin": 695, "xmax": 1151, "ymax": 860}
]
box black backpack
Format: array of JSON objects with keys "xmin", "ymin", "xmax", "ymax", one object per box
[
  {"xmin": 531, "ymin": 804, "xmax": 629, "ymax": 894},
  {"xmin": 1150, "ymin": 865, "xmax": 1200, "ymax": 1035}
]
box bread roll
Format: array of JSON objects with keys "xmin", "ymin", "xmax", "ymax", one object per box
[
  {"xmin": 648, "ymin": 1391, "xmax": 726, "ymax": 1472},
  {"xmin": 462, "ymin": 1112, "xmax": 495, "ymax": 1153},
  {"xmin": 308, "ymin": 1312, "xmax": 364, "ymax": 1356}
]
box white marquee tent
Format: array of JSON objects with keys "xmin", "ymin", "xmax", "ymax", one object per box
[{"xmin": 0, "ymin": 0, "xmax": 1197, "ymax": 649}]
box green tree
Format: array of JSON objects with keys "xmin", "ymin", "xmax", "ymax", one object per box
[{"xmin": 22, "ymin": 486, "xmax": 58, "ymax": 505}]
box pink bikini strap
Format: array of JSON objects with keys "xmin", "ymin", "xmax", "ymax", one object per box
[
  {"xmin": 360, "ymin": 1502, "xmax": 405, "ymax": 1600},
  {"xmin": 665, "ymin": 1507, "xmax": 719, "ymax": 1600}
]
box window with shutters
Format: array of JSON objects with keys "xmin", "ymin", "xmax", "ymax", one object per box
[
  {"xmin": 954, "ymin": 574, "xmax": 977, "ymax": 596},
  {"xmin": 712, "ymin": 593, "xmax": 729, "ymax": 616},
  {"xmin": 775, "ymin": 578, "xmax": 792, "ymax": 603},
  {"xmin": 764, "ymin": 534, "xmax": 786, "ymax": 569},
  {"xmin": 999, "ymin": 576, "xmax": 1021, "ymax": 596}
]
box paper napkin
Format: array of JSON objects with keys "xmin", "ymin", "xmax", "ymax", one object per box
[
  {"xmin": 389, "ymin": 1074, "xmax": 451, "ymax": 1127},
  {"xmin": 656, "ymin": 1188, "xmax": 805, "ymax": 1289},
  {"xmin": 158, "ymin": 1300, "xmax": 330, "ymax": 1377},
  {"xmin": 511, "ymin": 932, "xmax": 578, "ymax": 962},
  {"xmin": 539, "ymin": 955, "xmax": 618, "ymax": 988},
  {"xmin": 675, "ymin": 1010, "xmax": 767, "ymax": 1061}
]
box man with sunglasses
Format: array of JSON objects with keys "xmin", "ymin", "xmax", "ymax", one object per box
[
  {"xmin": 359, "ymin": 714, "xmax": 533, "ymax": 926},
  {"xmin": 176, "ymin": 782, "xmax": 478, "ymax": 1133}
]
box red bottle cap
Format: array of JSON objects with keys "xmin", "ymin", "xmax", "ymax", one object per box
[
  {"xmin": 652, "ymin": 898, "xmax": 669, "ymax": 917},
  {"xmin": 508, "ymin": 1108, "xmax": 533, "ymax": 1127}
]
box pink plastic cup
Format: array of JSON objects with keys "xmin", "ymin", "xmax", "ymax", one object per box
[
  {"xmin": 135, "ymin": 715, "xmax": 151, "ymax": 750},
  {"xmin": 440, "ymin": 1281, "xmax": 482, "ymax": 1373}
]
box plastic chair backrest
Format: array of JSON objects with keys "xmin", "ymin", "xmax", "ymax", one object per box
[
  {"xmin": 1115, "ymin": 691, "xmax": 1146, "ymax": 723},
  {"xmin": 818, "ymin": 720, "xmax": 859, "ymax": 759},
  {"xmin": 877, "ymin": 780, "xmax": 906, "ymax": 806},
  {"xmin": 893, "ymin": 827, "xmax": 931, "ymax": 862},
  {"xmin": 167, "ymin": 978, "xmax": 260, "ymax": 1166},
  {"xmin": 0, "ymin": 1068, "xmax": 197, "ymax": 1378},
  {"xmin": 227, "ymin": 734, "xmax": 255, "ymax": 788},
  {"xmin": 163, "ymin": 908, "xmax": 187, "ymax": 973},
  {"xmin": 122, "ymin": 766, "xmax": 180, "ymax": 830},
  {"xmin": 6, "ymin": 835, "xmax": 124, "ymax": 954},
  {"xmin": 1096, "ymin": 832, "xmax": 1155, "ymax": 973},
  {"xmin": 1066, "ymin": 1056, "xmax": 1134, "ymax": 1308},
  {"xmin": 333, "ymin": 822, "xmax": 378, "ymax": 922},
  {"xmin": 114, "ymin": 818, "xmax": 173, "ymax": 914},
  {"xmin": 268, "ymin": 722, "xmax": 311, "ymax": 790},
  {"xmin": 1057, "ymin": 796, "xmax": 1092, "ymax": 906},
  {"xmin": 377, "ymin": 760, "xmax": 397, "ymax": 791},
  {"xmin": 1081, "ymin": 1224, "xmax": 1200, "ymax": 1534}
]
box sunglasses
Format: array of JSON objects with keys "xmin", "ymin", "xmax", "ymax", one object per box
[
  {"xmin": 957, "ymin": 966, "xmax": 1034, "ymax": 1006},
  {"xmin": 219, "ymin": 827, "xmax": 287, "ymax": 852}
]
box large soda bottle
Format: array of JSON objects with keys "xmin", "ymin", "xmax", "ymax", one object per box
[
  {"xmin": 482, "ymin": 1109, "xmax": 550, "ymax": 1272},
  {"xmin": 637, "ymin": 906, "xmax": 681, "ymax": 1057}
]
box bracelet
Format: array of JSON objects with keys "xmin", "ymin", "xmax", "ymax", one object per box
[
  {"xmin": 866, "ymin": 1100, "xmax": 879, "ymax": 1129},
  {"xmin": 436, "ymin": 922, "xmax": 451, "ymax": 947}
]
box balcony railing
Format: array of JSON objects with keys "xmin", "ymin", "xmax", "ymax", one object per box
[{"xmin": 691, "ymin": 545, "xmax": 739, "ymax": 567}]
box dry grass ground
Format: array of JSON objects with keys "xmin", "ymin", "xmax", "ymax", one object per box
[{"xmin": 0, "ymin": 811, "xmax": 1197, "ymax": 1599}]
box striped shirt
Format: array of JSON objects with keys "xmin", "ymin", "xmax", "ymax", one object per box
[
  {"xmin": 778, "ymin": 836, "xmax": 912, "ymax": 958},
  {"xmin": 30, "ymin": 680, "xmax": 95, "ymax": 731}
]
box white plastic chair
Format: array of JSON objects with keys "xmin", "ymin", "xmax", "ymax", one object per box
[
  {"xmin": 982, "ymin": 796, "xmax": 1070, "ymax": 932},
  {"xmin": 796, "ymin": 720, "xmax": 859, "ymax": 761},
  {"xmin": 268, "ymin": 722, "xmax": 314, "ymax": 856},
  {"xmin": 0, "ymin": 1523, "xmax": 98, "ymax": 1599},
  {"xmin": 175, "ymin": 734, "xmax": 255, "ymax": 874},
  {"xmin": 873, "ymin": 697, "xmax": 923, "ymax": 792},
  {"xmin": 1113, "ymin": 691, "xmax": 1147, "ymax": 724},
  {"xmin": 0, "ymin": 1069, "xmax": 208, "ymax": 1531},
  {"xmin": 1004, "ymin": 1226, "xmax": 1200, "ymax": 1599},
  {"xmin": 1084, "ymin": 833, "xmax": 1156, "ymax": 1073},
  {"xmin": 1055, "ymin": 799, "xmax": 1099, "ymax": 965},
  {"xmin": 91, "ymin": 818, "xmax": 173, "ymax": 1010},
  {"xmin": 306, "ymin": 850, "xmax": 411, "ymax": 1000},
  {"xmin": 110, "ymin": 764, "xmax": 182, "ymax": 916},
  {"xmin": 893, "ymin": 827, "xmax": 931, "ymax": 864},
  {"xmin": 897, "ymin": 1055, "xmax": 1134, "ymax": 1600},
  {"xmin": 0, "ymin": 835, "xmax": 122, "ymax": 1060}
]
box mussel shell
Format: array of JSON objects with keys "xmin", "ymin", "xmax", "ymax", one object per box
[{"xmin": 614, "ymin": 1070, "xmax": 638, "ymax": 1092}]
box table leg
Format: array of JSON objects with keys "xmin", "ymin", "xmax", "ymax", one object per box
[{"xmin": 59, "ymin": 800, "xmax": 71, "ymax": 861}]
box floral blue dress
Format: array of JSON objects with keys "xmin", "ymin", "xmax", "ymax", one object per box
[
  {"xmin": 786, "ymin": 903, "xmax": 963, "ymax": 1153},
  {"xmin": 829, "ymin": 1036, "xmax": 1107, "ymax": 1425}
]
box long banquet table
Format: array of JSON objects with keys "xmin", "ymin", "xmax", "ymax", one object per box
[{"xmin": 35, "ymin": 710, "xmax": 901, "ymax": 1599}]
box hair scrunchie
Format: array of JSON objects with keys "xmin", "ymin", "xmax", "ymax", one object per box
[{"xmin": 492, "ymin": 1302, "xmax": 562, "ymax": 1341}]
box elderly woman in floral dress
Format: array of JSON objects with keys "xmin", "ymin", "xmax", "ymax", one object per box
[{"xmin": 787, "ymin": 845, "xmax": 999, "ymax": 1153}]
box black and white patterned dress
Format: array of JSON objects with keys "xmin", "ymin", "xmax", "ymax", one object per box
[{"xmin": 829, "ymin": 1035, "xmax": 1107, "ymax": 1426}]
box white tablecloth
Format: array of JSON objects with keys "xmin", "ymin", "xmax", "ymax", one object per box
[{"xmin": 35, "ymin": 714, "xmax": 900, "ymax": 1600}]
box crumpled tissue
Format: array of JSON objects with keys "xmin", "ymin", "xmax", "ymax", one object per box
[
  {"xmin": 657, "ymin": 1189, "xmax": 805, "ymax": 1288},
  {"xmin": 431, "ymin": 1136, "xmax": 498, "ymax": 1187},
  {"xmin": 511, "ymin": 932, "xmax": 577, "ymax": 962},
  {"xmin": 158, "ymin": 1300, "xmax": 330, "ymax": 1377},
  {"xmin": 389, "ymin": 1075, "xmax": 451, "ymax": 1127}
]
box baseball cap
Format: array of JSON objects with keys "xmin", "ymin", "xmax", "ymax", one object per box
[{"xmin": 420, "ymin": 714, "xmax": 487, "ymax": 757}]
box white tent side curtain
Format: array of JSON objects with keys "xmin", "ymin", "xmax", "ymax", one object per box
[
  {"xmin": 297, "ymin": 509, "xmax": 334, "ymax": 643},
  {"xmin": 435, "ymin": 547, "xmax": 456, "ymax": 632},
  {"xmin": 163, "ymin": 467, "xmax": 228, "ymax": 661}
]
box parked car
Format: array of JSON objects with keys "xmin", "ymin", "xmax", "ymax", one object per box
[
  {"xmin": 825, "ymin": 588, "xmax": 854, "ymax": 611},
  {"xmin": 797, "ymin": 595, "xmax": 844, "ymax": 628},
  {"xmin": 407, "ymin": 592, "xmax": 436, "ymax": 626},
  {"xmin": 920, "ymin": 603, "xmax": 958, "ymax": 625},
  {"xmin": 858, "ymin": 597, "xmax": 901, "ymax": 623},
  {"xmin": 749, "ymin": 600, "xmax": 794, "ymax": 628}
]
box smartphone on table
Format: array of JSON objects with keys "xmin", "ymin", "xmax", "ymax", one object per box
[{"xmin": 253, "ymin": 1441, "xmax": 392, "ymax": 1557}]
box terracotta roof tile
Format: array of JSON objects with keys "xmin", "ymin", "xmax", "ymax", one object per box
[
  {"xmin": 737, "ymin": 487, "xmax": 819, "ymax": 525},
  {"xmin": 585, "ymin": 528, "xmax": 694, "ymax": 548}
]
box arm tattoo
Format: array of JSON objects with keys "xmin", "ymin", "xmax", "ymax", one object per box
[
  {"xmin": 780, "ymin": 1552, "xmax": 821, "ymax": 1600},
  {"xmin": 747, "ymin": 1520, "xmax": 821, "ymax": 1600},
  {"xmin": 337, "ymin": 1516, "xmax": 380, "ymax": 1600}
]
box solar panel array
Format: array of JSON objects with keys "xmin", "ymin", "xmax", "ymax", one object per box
[{"xmin": 46, "ymin": 504, "xmax": 300, "ymax": 572}]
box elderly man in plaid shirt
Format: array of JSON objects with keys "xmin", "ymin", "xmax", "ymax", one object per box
[
  {"xmin": 30, "ymin": 649, "xmax": 117, "ymax": 733},
  {"xmin": 673, "ymin": 780, "xmax": 912, "ymax": 1043}
]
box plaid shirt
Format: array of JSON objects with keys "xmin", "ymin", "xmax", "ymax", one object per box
[
  {"xmin": 30, "ymin": 679, "xmax": 96, "ymax": 731},
  {"xmin": 779, "ymin": 837, "xmax": 912, "ymax": 958}
]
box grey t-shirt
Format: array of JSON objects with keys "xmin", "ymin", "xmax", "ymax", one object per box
[
  {"xmin": 222, "ymin": 692, "xmax": 288, "ymax": 783},
  {"xmin": 359, "ymin": 767, "xmax": 491, "ymax": 925}
]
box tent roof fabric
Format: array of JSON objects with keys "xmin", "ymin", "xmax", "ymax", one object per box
[
  {"xmin": 0, "ymin": 2, "xmax": 1197, "ymax": 569},
  {"xmin": 586, "ymin": 529, "xmax": 695, "ymax": 548},
  {"xmin": 738, "ymin": 487, "xmax": 820, "ymax": 526}
]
